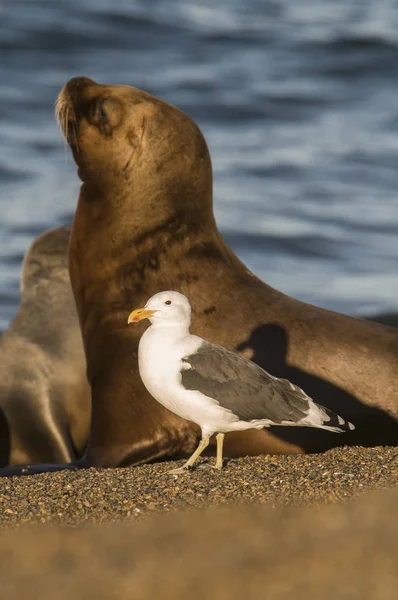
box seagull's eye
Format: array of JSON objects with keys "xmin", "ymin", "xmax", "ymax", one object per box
[{"xmin": 165, "ymin": 300, "xmax": 172, "ymax": 305}]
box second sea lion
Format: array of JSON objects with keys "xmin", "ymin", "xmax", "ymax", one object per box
[{"xmin": 0, "ymin": 226, "xmax": 90, "ymax": 467}]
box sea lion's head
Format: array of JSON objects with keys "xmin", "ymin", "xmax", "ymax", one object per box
[
  {"xmin": 21, "ymin": 226, "xmax": 71, "ymax": 293},
  {"xmin": 55, "ymin": 77, "xmax": 212, "ymax": 213}
]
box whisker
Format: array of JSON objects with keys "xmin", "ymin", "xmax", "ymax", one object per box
[
  {"xmin": 63, "ymin": 107, "xmax": 68, "ymax": 159},
  {"xmin": 54, "ymin": 93, "xmax": 79, "ymax": 153}
]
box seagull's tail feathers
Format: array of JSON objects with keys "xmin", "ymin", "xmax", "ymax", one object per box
[{"xmin": 305, "ymin": 400, "xmax": 355, "ymax": 433}]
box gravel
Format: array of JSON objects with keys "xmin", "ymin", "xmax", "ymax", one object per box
[
  {"xmin": 0, "ymin": 445, "xmax": 397, "ymax": 527},
  {"xmin": 0, "ymin": 445, "xmax": 398, "ymax": 599}
]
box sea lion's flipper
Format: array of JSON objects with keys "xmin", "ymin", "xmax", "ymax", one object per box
[{"xmin": 0, "ymin": 457, "xmax": 86, "ymax": 478}]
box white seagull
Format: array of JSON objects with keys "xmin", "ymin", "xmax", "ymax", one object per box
[{"xmin": 128, "ymin": 291, "xmax": 354, "ymax": 474}]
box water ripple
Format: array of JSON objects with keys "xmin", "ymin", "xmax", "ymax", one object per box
[{"xmin": 0, "ymin": 0, "xmax": 398, "ymax": 328}]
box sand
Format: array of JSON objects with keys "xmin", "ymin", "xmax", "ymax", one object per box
[{"xmin": 0, "ymin": 445, "xmax": 397, "ymax": 599}]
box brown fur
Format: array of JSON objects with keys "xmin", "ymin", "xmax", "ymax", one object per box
[
  {"xmin": 0, "ymin": 226, "xmax": 90, "ymax": 466},
  {"xmin": 57, "ymin": 76, "xmax": 398, "ymax": 467}
]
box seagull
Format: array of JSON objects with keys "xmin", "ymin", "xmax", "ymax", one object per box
[{"xmin": 128, "ymin": 291, "xmax": 354, "ymax": 474}]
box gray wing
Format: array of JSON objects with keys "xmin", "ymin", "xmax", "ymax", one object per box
[{"xmin": 180, "ymin": 341, "xmax": 311, "ymax": 424}]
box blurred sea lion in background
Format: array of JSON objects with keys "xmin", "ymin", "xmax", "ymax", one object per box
[
  {"xmin": 52, "ymin": 76, "xmax": 398, "ymax": 470},
  {"xmin": 0, "ymin": 226, "xmax": 90, "ymax": 467}
]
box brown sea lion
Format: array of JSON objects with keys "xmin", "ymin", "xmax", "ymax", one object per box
[
  {"xmin": 55, "ymin": 76, "xmax": 398, "ymax": 468},
  {"xmin": 0, "ymin": 226, "xmax": 90, "ymax": 467}
]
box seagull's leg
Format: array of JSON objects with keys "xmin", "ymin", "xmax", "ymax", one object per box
[
  {"xmin": 168, "ymin": 436, "xmax": 210, "ymax": 475},
  {"xmin": 213, "ymin": 432, "xmax": 224, "ymax": 470}
]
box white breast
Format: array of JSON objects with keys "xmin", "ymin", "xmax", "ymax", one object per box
[{"xmin": 137, "ymin": 326, "xmax": 238, "ymax": 432}]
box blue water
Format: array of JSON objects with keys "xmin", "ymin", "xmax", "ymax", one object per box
[{"xmin": 1, "ymin": 0, "xmax": 398, "ymax": 331}]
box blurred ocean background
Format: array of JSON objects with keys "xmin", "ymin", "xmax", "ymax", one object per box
[{"xmin": 1, "ymin": 0, "xmax": 398, "ymax": 332}]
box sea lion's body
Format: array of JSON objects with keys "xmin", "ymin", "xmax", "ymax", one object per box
[
  {"xmin": 55, "ymin": 77, "xmax": 398, "ymax": 468},
  {"xmin": 0, "ymin": 227, "xmax": 90, "ymax": 466}
]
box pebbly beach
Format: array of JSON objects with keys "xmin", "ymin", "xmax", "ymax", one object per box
[{"xmin": 0, "ymin": 445, "xmax": 397, "ymax": 599}]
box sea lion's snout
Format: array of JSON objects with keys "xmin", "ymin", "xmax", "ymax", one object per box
[
  {"xmin": 56, "ymin": 77, "xmax": 97, "ymax": 117},
  {"xmin": 65, "ymin": 76, "xmax": 97, "ymax": 96},
  {"xmin": 55, "ymin": 77, "xmax": 98, "ymax": 147}
]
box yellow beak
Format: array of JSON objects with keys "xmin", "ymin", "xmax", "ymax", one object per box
[{"xmin": 127, "ymin": 307, "xmax": 157, "ymax": 324}]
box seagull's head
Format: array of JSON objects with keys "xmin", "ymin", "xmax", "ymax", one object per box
[{"xmin": 127, "ymin": 291, "xmax": 192, "ymax": 327}]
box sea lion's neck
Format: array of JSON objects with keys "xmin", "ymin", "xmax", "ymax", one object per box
[
  {"xmin": 73, "ymin": 182, "xmax": 264, "ymax": 323},
  {"xmin": 79, "ymin": 182, "xmax": 217, "ymax": 244}
]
